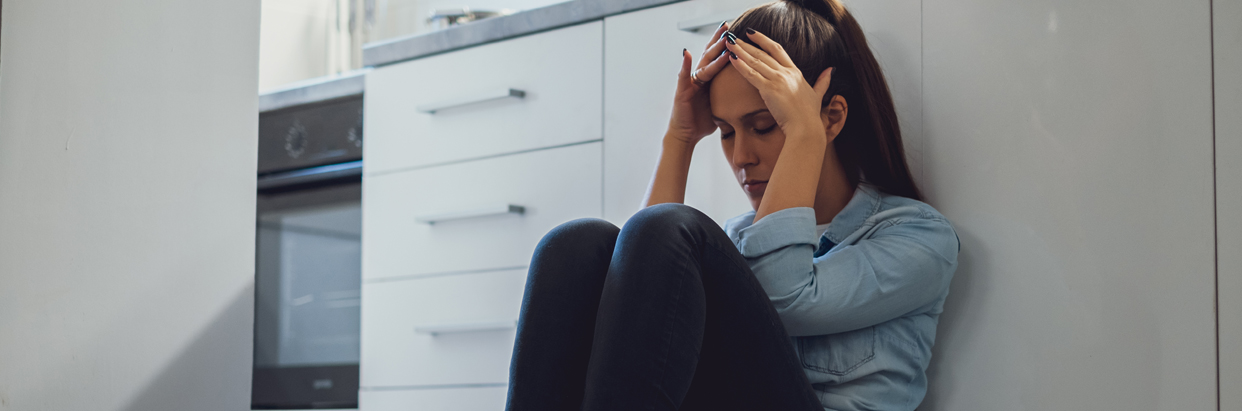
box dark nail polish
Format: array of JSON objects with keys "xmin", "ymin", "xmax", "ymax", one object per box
[
  {"xmin": 730, "ymin": 52, "xmax": 738, "ymax": 60},
  {"xmin": 745, "ymin": 28, "xmax": 756, "ymax": 35},
  {"xmin": 718, "ymin": 21, "xmax": 727, "ymax": 30},
  {"xmin": 725, "ymin": 32, "xmax": 737, "ymax": 44}
]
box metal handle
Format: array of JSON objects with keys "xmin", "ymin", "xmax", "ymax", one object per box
[
  {"xmin": 415, "ymin": 320, "xmax": 516, "ymax": 336},
  {"xmin": 677, "ymin": 12, "xmax": 738, "ymax": 34},
  {"xmin": 415, "ymin": 203, "xmax": 525, "ymax": 224},
  {"xmin": 416, "ymin": 88, "xmax": 526, "ymax": 114}
]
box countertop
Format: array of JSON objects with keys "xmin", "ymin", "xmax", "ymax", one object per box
[{"xmin": 362, "ymin": 0, "xmax": 687, "ymax": 67}]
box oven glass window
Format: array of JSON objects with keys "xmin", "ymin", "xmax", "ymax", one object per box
[{"xmin": 253, "ymin": 183, "xmax": 360, "ymax": 408}]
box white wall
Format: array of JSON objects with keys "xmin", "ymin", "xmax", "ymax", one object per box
[
  {"xmin": 0, "ymin": 0, "xmax": 259, "ymax": 410},
  {"xmin": 920, "ymin": 0, "xmax": 1217, "ymax": 409}
]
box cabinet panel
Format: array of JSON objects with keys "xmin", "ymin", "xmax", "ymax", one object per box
[
  {"xmin": 362, "ymin": 142, "xmax": 602, "ymax": 281},
  {"xmin": 360, "ymin": 269, "xmax": 525, "ymax": 388},
  {"xmin": 359, "ymin": 385, "xmax": 508, "ymax": 411},
  {"xmin": 364, "ymin": 21, "xmax": 602, "ymax": 174},
  {"xmin": 1215, "ymin": 0, "xmax": 1242, "ymax": 409},
  {"xmin": 919, "ymin": 1, "xmax": 1216, "ymax": 409}
]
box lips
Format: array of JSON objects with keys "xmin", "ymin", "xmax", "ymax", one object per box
[{"xmin": 743, "ymin": 180, "xmax": 768, "ymax": 195}]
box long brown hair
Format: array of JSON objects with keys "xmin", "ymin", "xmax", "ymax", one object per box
[{"xmin": 729, "ymin": 0, "xmax": 922, "ymax": 201}]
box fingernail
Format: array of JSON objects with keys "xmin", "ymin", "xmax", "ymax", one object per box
[
  {"xmin": 718, "ymin": 21, "xmax": 727, "ymax": 30},
  {"xmin": 682, "ymin": 47, "xmax": 687, "ymax": 56},
  {"xmin": 724, "ymin": 32, "xmax": 737, "ymax": 44},
  {"xmin": 729, "ymin": 52, "xmax": 738, "ymax": 60},
  {"xmin": 745, "ymin": 28, "xmax": 756, "ymax": 35}
]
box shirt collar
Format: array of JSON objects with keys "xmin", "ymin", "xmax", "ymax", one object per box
[{"xmin": 822, "ymin": 182, "xmax": 882, "ymax": 244}]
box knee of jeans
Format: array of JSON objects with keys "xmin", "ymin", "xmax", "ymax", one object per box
[
  {"xmin": 626, "ymin": 203, "xmax": 711, "ymax": 238},
  {"xmin": 536, "ymin": 217, "xmax": 620, "ymax": 254}
]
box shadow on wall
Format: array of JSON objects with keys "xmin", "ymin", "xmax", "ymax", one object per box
[
  {"xmin": 121, "ymin": 286, "xmax": 254, "ymax": 411},
  {"xmin": 922, "ymin": 228, "xmax": 988, "ymax": 408}
]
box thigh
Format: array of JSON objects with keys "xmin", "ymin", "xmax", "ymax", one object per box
[
  {"xmin": 678, "ymin": 212, "xmax": 822, "ymax": 411},
  {"xmin": 507, "ymin": 218, "xmax": 620, "ymax": 411}
]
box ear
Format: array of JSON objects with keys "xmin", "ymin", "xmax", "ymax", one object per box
[{"xmin": 819, "ymin": 95, "xmax": 848, "ymax": 142}]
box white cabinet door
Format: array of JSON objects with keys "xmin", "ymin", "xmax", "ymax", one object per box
[
  {"xmin": 359, "ymin": 385, "xmax": 508, "ymax": 411},
  {"xmin": 601, "ymin": 0, "xmax": 924, "ymax": 227},
  {"xmin": 602, "ymin": 0, "xmax": 761, "ymax": 227},
  {"xmin": 363, "ymin": 142, "xmax": 602, "ymax": 281},
  {"xmin": 360, "ymin": 268, "xmax": 526, "ymax": 388},
  {"xmin": 364, "ymin": 21, "xmax": 602, "ymax": 175},
  {"xmin": 919, "ymin": 0, "xmax": 1216, "ymax": 409}
]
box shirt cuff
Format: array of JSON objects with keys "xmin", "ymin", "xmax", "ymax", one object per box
[{"xmin": 730, "ymin": 207, "xmax": 819, "ymax": 257}]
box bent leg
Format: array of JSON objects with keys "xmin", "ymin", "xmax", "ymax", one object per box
[
  {"xmin": 581, "ymin": 203, "xmax": 821, "ymax": 411},
  {"xmin": 506, "ymin": 218, "xmax": 620, "ymax": 411}
]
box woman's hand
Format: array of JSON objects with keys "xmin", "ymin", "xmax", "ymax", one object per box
[
  {"xmin": 666, "ymin": 22, "xmax": 734, "ymax": 146},
  {"xmin": 723, "ymin": 29, "xmax": 835, "ymax": 141}
]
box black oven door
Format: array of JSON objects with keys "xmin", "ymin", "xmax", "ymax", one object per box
[{"xmin": 252, "ymin": 169, "xmax": 361, "ymax": 409}]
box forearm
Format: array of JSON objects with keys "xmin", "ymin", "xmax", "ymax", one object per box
[
  {"xmin": 641, "ymin": 135, "xmax": 697, "ymax": 208},
  {"xmin": 754, "ymin": 126, "xmax": 827, "ymax": 222}
]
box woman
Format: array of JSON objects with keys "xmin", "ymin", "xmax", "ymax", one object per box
[{"xmin": 505, "ymin": 0, "xmax": 960, "ymax": 409}]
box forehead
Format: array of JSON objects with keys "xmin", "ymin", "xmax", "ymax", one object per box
[{"xmin": 708, "ymin": 65, "xmax": 767, "ymax": 121}]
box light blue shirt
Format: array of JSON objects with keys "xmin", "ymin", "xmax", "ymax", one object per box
[{"xmin": 723, "ymin": 182, "xmax": 960, "ymax": 411}]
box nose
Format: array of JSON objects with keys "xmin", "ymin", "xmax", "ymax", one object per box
[{"xmin": 729, "ymin": 133, "xmax": 760, "ymax": 170}]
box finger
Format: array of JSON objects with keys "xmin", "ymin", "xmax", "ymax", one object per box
[
  {"xmin": 696, "ymin": 35, "xmax": 728, "ymax": 71},
  {"xmin": 678, "ymin": 48, "xmax": 693, "ymax": 87},
  {"xmin": 703, "ymin": 21, "xmax": 730, "ymax": 51},
  {"xmin": 742, "ymin": 29, "xmax": 794, "ymax": 68},
  {"xmin": 813, "ymin": 67, "xmax": 834, "ymax": 96},
  {"xmin": 694, "ymin": 48, "xmax": 732, "ymax": 83},
  {"xmin": 726, "ymin": 33, "xmax": 781, "ymax": 72},
  {"xmin": 724, "ymin": 35, "xmax": 778, "ymax": 80},
  {"xmin": 727, "ymin": 50, "xmax": 768, "ymax": 86}
]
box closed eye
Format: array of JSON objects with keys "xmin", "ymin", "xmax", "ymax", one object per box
[{"xmin": 721, "ymin": 125, "xmax": 777, "ymax": 139}]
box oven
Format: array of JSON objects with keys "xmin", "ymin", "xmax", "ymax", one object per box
[{"xmin": 252, "ymin": 72, "xmax": 366, "ymax": 409}]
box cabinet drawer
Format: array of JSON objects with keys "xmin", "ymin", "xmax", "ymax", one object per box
[
  {"xmin": 360, "ymin": 268, "xmax": 526, "ymax": 388},
  {"xmin": 362, "ymin": 141, "xmax": 601, "ymax": 280},
  {"xmin": 364, "ymin": 21, "xmax": 602, "ymax": 174},
  {"xmin": 359, "ymin": 385, "xmax": 508, "ymax": 411}
]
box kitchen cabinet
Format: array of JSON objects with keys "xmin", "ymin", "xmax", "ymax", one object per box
[
  {"xmin": 362, "ymin": 142, "xmax": 602, "ymax": 281},
  {"xmin": 360, "ymin": 268, "xmax": 526, "ymax": 388},
  {"xmin": 359, "ymin": 385, "xmax": 508, "ymax": 411},
  {"xmin": 363, "ymin": 21, "xmax": 602, "ymax": 175}
]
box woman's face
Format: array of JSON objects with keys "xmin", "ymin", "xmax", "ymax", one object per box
[{"xmin": 709, "ymin": 64, "xmax": 786, "ymax": 211}]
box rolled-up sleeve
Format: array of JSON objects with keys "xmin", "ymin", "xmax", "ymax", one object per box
[{"xmin": 729, "ymin": 207, "xmax": 959, "ymax": 336}]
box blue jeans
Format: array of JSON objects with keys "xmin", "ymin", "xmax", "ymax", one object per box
[{"xmin": 505, "ymin": 203, "xmax": 822, "ymax": 411}]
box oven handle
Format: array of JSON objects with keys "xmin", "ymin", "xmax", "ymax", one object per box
[
  {"xmin": 415, "ymin": 203, "xmax": 525, "ymax": 224},
  {"xmin": 414, "ymin": 320, "xmax": 517, "ymax": 336},
  {"xmin": 416, "ymin": 88, "xmax": 526, "ymax": 114},
  {"xmin": 257, "ymin": 160, "xmax": 363, "ymax": 191}
]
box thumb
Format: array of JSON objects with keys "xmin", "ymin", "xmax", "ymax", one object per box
[{"xmin": 812, "ymin": 67, "xmax": 834, "ymax": 96}]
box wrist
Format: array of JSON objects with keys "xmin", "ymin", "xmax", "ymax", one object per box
[
  {"xmin": 781, "ymin": 121, "xmax": 828, "ymax": 142},
  {"xmin": 662, "ymin": 132, "xmax": 699, "ymax": 152}
]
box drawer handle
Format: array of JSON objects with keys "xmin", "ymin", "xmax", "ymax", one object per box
[
  {"xmin": 416, "ymin": 88, "xmax": 526, "ymax": 114},
  {"xmin": 415, "ymin": 320, "xmax": 517, "ymax": 336},
  {"xmin": 677, "ymin": 12, "xmax": 738, "ymax": 34},
  {"xmin": 415, "ymin": 203, "xmax": 526, "ymax": 224}
]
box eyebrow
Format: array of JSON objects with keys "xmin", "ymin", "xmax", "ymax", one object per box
[{"xmin": 711, "ymin": 108, "xmax": 770, "ymax": 123}]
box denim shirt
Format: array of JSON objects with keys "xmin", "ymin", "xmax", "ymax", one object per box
[{"xmin": 723, "ymin": 183, "xmax": 960, "ymax": 411}]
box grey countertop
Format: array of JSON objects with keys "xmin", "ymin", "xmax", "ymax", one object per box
[
  {"xmin": 258, "ymin": 70, "xmax": 369, "ymax": 113},
  {"xmin": 362, "ymin": 0, "xmax": 686, "ymax": 68}
]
